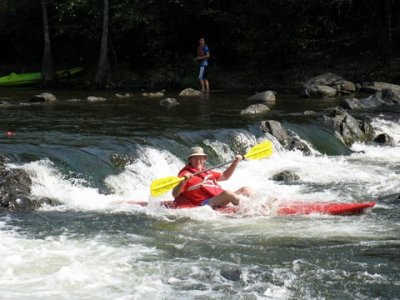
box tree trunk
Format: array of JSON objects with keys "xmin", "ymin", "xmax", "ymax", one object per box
[
  {"xmin": 41, "ymin": 0, "xmax": 54, "ymax": 87},
  {"xmin": 94, "ymin": 0, "xmax": 109, "ymax": 88}
]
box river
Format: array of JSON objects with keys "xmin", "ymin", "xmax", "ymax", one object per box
[{"xmin": 0, "ymin": 87, "xmax": 399, "ymax": 299}]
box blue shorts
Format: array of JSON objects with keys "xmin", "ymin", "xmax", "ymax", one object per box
[
  {"xmin": 201, "ymin": 199, "xmax": 210, "ymax": 206},
  {"xmin": 198, "ymin": 65, "xmax": 208, "ymax": 80}
]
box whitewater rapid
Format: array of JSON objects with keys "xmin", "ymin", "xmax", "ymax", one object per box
[{"xmin": 1, "ymin": 115, "xmax": 399, "ymax": 299}]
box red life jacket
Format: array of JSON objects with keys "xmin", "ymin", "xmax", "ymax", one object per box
[{"xmin": 174, "ymin": 164, "xmax": 224, "ymax": 206}]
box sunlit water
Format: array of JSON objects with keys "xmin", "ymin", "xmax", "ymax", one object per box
[{"xmin": 0, "ymin": 88, "xmax": 399, "ymax": 299}]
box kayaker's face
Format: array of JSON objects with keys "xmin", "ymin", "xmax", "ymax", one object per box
[{"xmin": 189, "ymin": 156, "xmax": 206, "ymax": 169}]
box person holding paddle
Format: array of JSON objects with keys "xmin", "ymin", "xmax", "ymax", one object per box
[{"xmin": 172, "ymin": 146, "xmax": 253, "ymax": 208}]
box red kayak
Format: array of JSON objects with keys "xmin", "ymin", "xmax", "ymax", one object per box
[{"xmin": 128, "ymin": 200, "xmax": 376, "ymax": 216}]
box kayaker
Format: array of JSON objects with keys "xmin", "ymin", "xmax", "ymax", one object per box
[
  {"xmin": 172, "ymin": 146, "xmax": 253, "ymax": 207},
  {"xmin": 194, "ymin": 37, "xmax": 210, "ymax": 92}
]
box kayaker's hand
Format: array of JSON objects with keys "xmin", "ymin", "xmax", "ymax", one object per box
[
  {"xmin": 183, "ymin": 173, "xmax": 193, "ymax": 180},
  {"xmin": 234, "ymin": 155, "xmax": 244, "ymax": 162}
]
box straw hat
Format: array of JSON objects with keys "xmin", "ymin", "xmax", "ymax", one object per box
[{"xmin": 188, "ymin": 146, "xmax": 208, "ymax": 158}]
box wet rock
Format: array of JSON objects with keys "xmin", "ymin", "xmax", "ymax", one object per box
[
  {"xmin": 115, "ymin": 93, "xmax": 132, "ymax": 99},
  {"xmin": 247, "ymin": 90, "xmax": 276, "ymax": 104},
  {"xmin": 142, "ymin": 90, "xmax": 165, "ymax": 97},
  {"xmin": 373, "ymin": 133, "xmax": 394, "ymax": 145},
  {"xmin": 0, "ymin": 101, "xmax": 13, "ymax": 108},
  {"xmin": 323, "ymin": 107, "xmax": 375, "ymax": 145},
  {"xmin": 289, "ymin": 136, "xmax": 312, "ymax": 155},
  {"xmin": 261, "ymin": 120, "xmax": 290, "ymax": 147},
  {"xmin": 304, "ymin": 110, "xmax": 317, "ymax": 115},
  {"xmin": 260, "ymin": 120, "xmax": 312, "ymax": 154},
  {"xmin": 272, "ymin": 170, "xmax": 300, "ymax": 182},
  {"xmin": 0, "ymin": 157, "xmax": 31, "ymax": 210},
  {"xmin": 305, "ymin": 72, "xmax": 345, "ymax": 86},
  {"xmin": 360, "ymin": 81, "xmax": 400, "ymax": 94},
  {"xmin": 160, "ymin": 98, "xmax": 179, "ymax": 106},
  {"xmin": 110, "ymin": 153, "xmax": 134, "ymax": 168},
  {"xmin": 87, "ymin": 96, "xmax": 107, "ymax": 102},
  {"xmin": 220, "ymin": 267, "xmax": 241, "ymax": 281},
  {"xmin": 305, "ymin": 84, "xmax": 337, "ymax": 98},
  {"xmin": 30, "ymin": 92, "xmax": 57, "ymax": 102},
  {"xmin": 178, "ymin": 88, "xmax": 201, "ymax": 97},
  {"xmin": 303, "ymin": 73, "xmax": 356, "ymax": 98},
  {"xmin": 240, "ymin": 104, "xmax": 270, "ymax": 115},
  {"xmin": 0, "ymin": 154, "xmax": 59, "ymax": 211}
]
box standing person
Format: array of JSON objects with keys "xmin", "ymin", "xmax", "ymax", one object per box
[
  {"xmin": 195, "ymin": 37, "xmax": 210, "ymax": 92},
  {"xmin": 172, "ymin": 146, "xmax": 253, "ymax": 208}
]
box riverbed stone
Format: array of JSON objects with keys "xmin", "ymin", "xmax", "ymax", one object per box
[
  {"xmin": 160, "ymin": 98, "xmax": 179, "ymax": 106},
  {"xmin": 240, "ymin": 104, "xmax": 270, "ymax": 115},
  {"xmin": 247, "ymin": 90, "xmax": 276, "ymax": 104},
  {"xmin": 179, "ymin": 88, "xmax": 201, "ymax": 97},
  {"xmin": 29, "ymin": 92, "xmax": 57, "ymax": 103}
]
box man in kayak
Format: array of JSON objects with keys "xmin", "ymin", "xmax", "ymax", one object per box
[
  {"xmin": 172, "ymin": 146, "xmax": 253, "ymax": 207},
  {"xmin": 195, "ymin": 37, "xmax": 210, "ymax": 92}
]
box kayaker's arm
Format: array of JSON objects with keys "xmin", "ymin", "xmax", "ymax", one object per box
[
  {"xmin": 219, "ymin": 155, "xmax": 243, "ymax": 181},
  {"xmin": 172, "ymin": 173, "xmax": 192, "ymax": 198}
]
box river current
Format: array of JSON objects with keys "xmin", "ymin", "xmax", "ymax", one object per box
[{"xmin": 0, "ymin": 88, "xmax": 399, "ymax": 299}]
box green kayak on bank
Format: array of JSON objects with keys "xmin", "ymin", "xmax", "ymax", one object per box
[{"xmin": 0, "ymin": 67, "xmax": 83, "ymax": 86}]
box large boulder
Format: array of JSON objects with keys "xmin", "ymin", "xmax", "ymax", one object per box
[
  {"xmin": 260, "ymin": 120, "xmax": 290, "ymax": 147},
  {"xmin": 360, "ymin": 82, "xmax": 400, "ymax": 94},
  {"xmin": 260, "ymin": 120, "xmax": 312, "ymax": 154},
  {"xmin": 341, "ymin": 88, "xmax": 400, "ymax": 110},
  {"xmin": 305, "ymin": 85, "xmax": 337, "ymax": 98},
  {"xmin": 323, "ymin": 107, "xmax": 375, "ymax": 145},
  {"xmin": 302, "ymin": 73, "xmax": 356, "ymax": 98}
]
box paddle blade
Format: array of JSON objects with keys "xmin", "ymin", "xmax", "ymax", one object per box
[
  {"xmin": 150, "ymin": 176, "xmax": 185, "ymax": 197},
  {"xmin": 243, "ymin": 140, "xmax": 273, "ymax": 160}
]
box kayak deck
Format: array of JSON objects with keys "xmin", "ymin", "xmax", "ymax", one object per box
[{"xmin": 128, "ymin": 200, "xmax": 376, "ymax": 216}]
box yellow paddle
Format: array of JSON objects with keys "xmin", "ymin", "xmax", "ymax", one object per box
[{"xmin": 150, "ymin": 140, "xmax": 273, "ymax": 197}]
